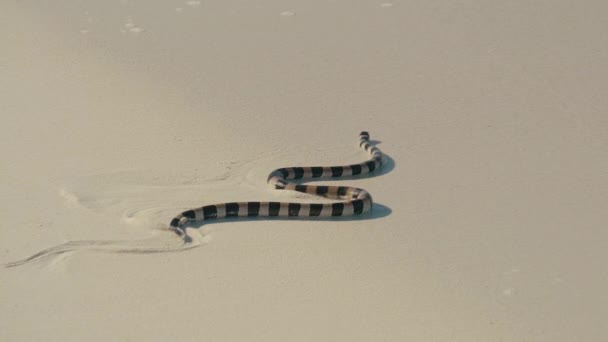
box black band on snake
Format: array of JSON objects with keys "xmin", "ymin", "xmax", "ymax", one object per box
[{"xmin": 169, "ymin": 131, "xmax": 384, "ymax": 240}]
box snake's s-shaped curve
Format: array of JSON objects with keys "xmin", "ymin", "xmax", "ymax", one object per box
[{"xmin": 169, "ymin": 131, "xmax": 384, "ymax": 240}]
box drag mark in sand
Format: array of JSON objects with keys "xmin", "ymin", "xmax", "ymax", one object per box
[
  {"xmin": 4, "ymin": 238, "xmax": 201, "ymax": 268},
  {"xmin": 4, "ymin": 177, "xmax": 217, "ymax": 267}
]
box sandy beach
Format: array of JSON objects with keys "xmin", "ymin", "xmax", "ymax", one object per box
[{"xmin": 1, "ymin": 1, "xmax": 607, "ymax": 341}]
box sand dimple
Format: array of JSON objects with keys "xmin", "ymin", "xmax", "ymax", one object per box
[
  {"xmin": 502, "ymin": 288, "xmax": 516, "ymax": 296},
  {"xmin": 59, "ymin": 188, "xmax": 82, "ymax": 207},
  {"xmin": 123, "ymin": 19, "xmax": 145, "ymax": 34},
  {"xmin": 129, "ymin": 27, "xmax": 145, "ymax": 33},
  {"xmin": 280, "ymin": 11, "xmax": 295, "ymax": 17}
]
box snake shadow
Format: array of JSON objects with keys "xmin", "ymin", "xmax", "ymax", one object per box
[{"xmin": 185, "ymin": 153, "xmax": 395, "ymax": 230}]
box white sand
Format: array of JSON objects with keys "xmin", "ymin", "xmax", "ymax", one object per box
[{"xmin": 1, "ymin": 1, "xmax": 607, "ymax": 341}]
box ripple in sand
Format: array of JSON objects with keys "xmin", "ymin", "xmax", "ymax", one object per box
[{"xmin": 186, "ymin": 0, "xmax": 201, "ymax": 8}]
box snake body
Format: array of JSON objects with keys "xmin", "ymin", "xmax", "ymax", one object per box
[{"xmin": 169, "ymin": 131, "xmax": 384, "ymax": 239}]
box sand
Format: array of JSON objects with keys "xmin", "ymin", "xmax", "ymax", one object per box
[{"xmin": 1, "ymin": 1, "xmax": 607, "ymax": 341}]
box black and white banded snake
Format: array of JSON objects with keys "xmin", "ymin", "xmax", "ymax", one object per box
[{"xmin": 169, "ymin": 131, "xmax": 385, "ymax": 242}]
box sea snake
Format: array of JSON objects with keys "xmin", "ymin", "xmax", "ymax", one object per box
[
  {"xmin": 169, "ymin": 131, "xmax": 384, "ymax": 240},
  {"xmin": 4, "ymin": 132, "xmax": 384, "ymax": 267}
]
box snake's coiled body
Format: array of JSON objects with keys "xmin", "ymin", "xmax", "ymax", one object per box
[{"xmin": 169, "ymin": 131, "xmax": 384, "ymax": 238}]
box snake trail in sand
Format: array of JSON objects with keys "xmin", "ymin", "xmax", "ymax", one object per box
[
  {"xmin": 169, "ymin": 131, "xmax": 385, "ymax": 240},
  {"xmin": 5, "ymin": 132, "xmax": 384, "ymax": 267}
]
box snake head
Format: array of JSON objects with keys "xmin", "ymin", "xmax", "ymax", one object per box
[{"xmin": 169, "ymin": 225, "xmax": 185, "ymax": 237}]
